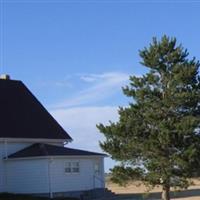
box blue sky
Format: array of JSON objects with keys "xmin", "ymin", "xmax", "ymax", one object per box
[{"xmin": 1, "ymin": 0, "xmax": 200, "ymax": 171}]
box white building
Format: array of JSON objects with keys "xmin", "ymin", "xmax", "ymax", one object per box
[{"xmin": 0, "ymin": 75, "xmax": 106, "ymax": 198}]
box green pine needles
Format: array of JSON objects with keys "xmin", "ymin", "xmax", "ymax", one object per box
[{"xmin": 97, "ymin": 36, "xmax": 200, "ymax": 200}]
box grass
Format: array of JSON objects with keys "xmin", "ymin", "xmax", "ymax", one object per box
[{"xmin": 0, "ymin": 193, "xmax": 79, "ymax": 200}]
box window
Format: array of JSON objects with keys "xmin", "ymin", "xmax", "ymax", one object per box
[
  {"xmin": 65, "ymin": 162, "xmax": 71, "ymax": 173},
  {"xmin": 65, "ymin": 161, "xmax": 79, "ymax": 174},
  {"xmin": 72, "ymin": 162, "xmax": 79, "ymax": 173},
  {"xmin": 94, "ymin": 162, "xmax": 100, "ymax": 175}
]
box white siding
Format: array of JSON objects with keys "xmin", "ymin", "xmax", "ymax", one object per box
[
  {"xmin": 94, "ymin": 157, "xmax": 105, "ymax": 188},
  {"xmin": 0, "ymin": 141, "xmax": 105, "ymax": 194},
  {"xmin": 5, "ymin": 156, "xmax": 104, "ymax": 194},
  {"xmin": 0, "ymin": 144, "xmax": 5, "ymax": 192},
  {"xmin": 0, "ymin": 141, "xmax": 64, "ymax": 192},
  {"xmin": 0, "ymin": 142, "xmax": 31, "ymax": 192},
  {"xmin": 6, "ymin": 159, "xmax": 49, "ymax": 194},
  {"xmin": 50, "ymin": 157, "xmax": 104, "ymax": 193}
]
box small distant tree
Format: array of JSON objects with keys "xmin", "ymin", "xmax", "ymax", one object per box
[{"xmin": 97, "ymin": 36, "xmax": 200, "ymax": 200}]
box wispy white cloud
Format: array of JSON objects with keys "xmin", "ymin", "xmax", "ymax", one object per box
[
  {"xmin": 80, "ymin": 72, "xmax": 129, "ymax": 83},
  {"xmin": 51, "ymin": 106, "xmax": 119, "ymax": 172},
  {"xmin": 80, "ymin": 75, "xmax": 98, "ymax": 82},
  {"xmin": 37, "ymin": 75, "xmax": 73, "ymax": 88},
  {"xmin": 53, "ymin": 72, "xmax": 130, "ymax": 108}
]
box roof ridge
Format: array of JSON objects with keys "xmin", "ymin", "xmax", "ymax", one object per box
[{"xmin": 39, "ymin": 143, "xmax": 49, "ymax": 156}]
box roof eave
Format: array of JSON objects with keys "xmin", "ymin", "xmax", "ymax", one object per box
[
  {"xmin": 4, "ymin": 154, "xmax": 107, "ymax": 161},
  {"xmin": 0, "ymin": 138, "xmax": 73, "ymax": 143}
]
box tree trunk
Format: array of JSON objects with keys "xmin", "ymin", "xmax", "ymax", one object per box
[{"xmin": 162, "ymin": 185, "xmax": 170, "ymax": 200}]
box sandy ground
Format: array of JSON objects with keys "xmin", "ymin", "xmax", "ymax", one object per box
[{"xmin": 106, "ymin": 178, "xmax": 200, "ymax": 200}]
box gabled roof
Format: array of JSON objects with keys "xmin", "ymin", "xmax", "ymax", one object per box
[
  {"xmin": 0, "ymin": 79, "xmax": 72, "ymax": 140},
  {"xmin": 7, "ymin": 143, "xmax": 106, "ymax": 158}
]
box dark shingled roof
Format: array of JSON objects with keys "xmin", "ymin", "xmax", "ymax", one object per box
[
  {"xmin": 0, "ymin": 79, "xmax": 72, "ymax": 140},
  {"xmin": 7, "ymin": 143, "xmax": 106, "ymax": 158}
]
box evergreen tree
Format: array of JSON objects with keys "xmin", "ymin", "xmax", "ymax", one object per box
[{"xmin": 97, "ymin": 36, "xmax": 200, "ymax": 200}]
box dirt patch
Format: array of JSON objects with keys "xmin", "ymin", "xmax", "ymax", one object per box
[{"xmin": 106, "ymin": 178, "xmax": 200, "ymax": 200}]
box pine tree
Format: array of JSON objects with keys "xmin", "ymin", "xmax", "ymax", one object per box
[{"xmin": 97, "ymin": 36, "xmax": 200, "ymax": 200}]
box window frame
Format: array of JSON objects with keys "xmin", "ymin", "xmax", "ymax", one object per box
[
  {"xmin": 64, "ymin": 161, "xmax": 80, "ymax": 174},
  {"xmin": 94, "ymin": 161, "xmax": 101, "ymax": 175},
  {"xmin": 64, "ymin": 162, "xmax": 72, "ymax": 173},
  {"xmin": 71, "ymin": 161, "xmax": 80, "ymax": 173}
]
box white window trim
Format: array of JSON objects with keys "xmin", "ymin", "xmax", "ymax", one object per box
[
  {"xmin": 64, "ymin": 161, "xmax": 80, "ymax": 174},
  {"xmin": 94, "ymin": 161, "xmax": 101, "ymax": 175}
]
